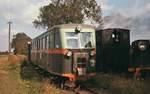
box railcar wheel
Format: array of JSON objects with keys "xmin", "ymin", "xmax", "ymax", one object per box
[{"xmin": 60, "ymin": 82, "xmax": 66, "ymax": 89}]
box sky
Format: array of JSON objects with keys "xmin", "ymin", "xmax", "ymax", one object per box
[
  {"xmin": 98, "ymin": 0, "xmax": 150, "ymax": 42},
  {"xmin": 0, "ymin": 0, "xmax": 150, "ymax": 51}
]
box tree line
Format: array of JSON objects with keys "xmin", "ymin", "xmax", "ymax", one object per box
[
  {"xmin": 33, "ymin": 0, "xmax": 102, "ymax": 29},
  {"xmin": 11, "ymin": 0, "xmax": 101, "ymax": 55}
]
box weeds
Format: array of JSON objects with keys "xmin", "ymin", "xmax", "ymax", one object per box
[
  {"xmin": 94, "ymin": 73, "xmax": 150, "ymax": 94},
  {"xmin": 0, "ymin": 55, "xmax": 63, "ymax": 94},
  {"xmin": 1, "ymin": 55, "xmax": 150, "ymax": 94}
]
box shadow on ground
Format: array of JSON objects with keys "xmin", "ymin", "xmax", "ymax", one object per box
[{"xmin": 20, "ymin": 60, "xmax": 43, "ymax": 81}]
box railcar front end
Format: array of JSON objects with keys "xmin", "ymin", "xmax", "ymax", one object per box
[
  {"xmin": 60, "ymin": 25, "xmax": 96, "ymax": 81},
  {"xmin": 129, "ymin": 40, "xmax": 150, "ymax": 73}
]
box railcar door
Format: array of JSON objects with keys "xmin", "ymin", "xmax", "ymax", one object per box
[
  {"xmin": 51, "ymin": 30, "xmax": 62, "ymax": 73},
  {"xmin": 73, "ymin": 52, "xmax": 89, "ymax": 76}
]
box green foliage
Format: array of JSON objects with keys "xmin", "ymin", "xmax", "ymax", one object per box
[
  {"xmin": 33, "ymin": 0, "xmax": 101, "ymax": 29},
  {"xmin": 11, "ymin": 33, "xmax": 31, "ymax": 55}
]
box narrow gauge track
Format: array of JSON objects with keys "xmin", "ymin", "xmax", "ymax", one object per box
[
  {"xmin": 29, "ymin": 62, "xmax": 105, "ymax": 94},
  {"xmin": 72, "ymin": 83, "xmax": 105, "ymax": 94},
  {"xmin": 73, "ymin": 88, "xmax": 100, "ymax": 94}
]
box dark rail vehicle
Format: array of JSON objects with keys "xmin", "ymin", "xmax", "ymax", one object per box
[
  {"xmin": 30, "ymin": 24, "xmax": 96, "ymax": 84},
  {"xmin": 96, "ymin": 28, "xmax": 130, "ymax": 72},
  {"xmin": 129, "ymin": 40, "xmax": 150, "ymax": 72}
]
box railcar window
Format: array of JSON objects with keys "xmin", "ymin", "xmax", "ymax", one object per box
[
  {"xmin": 40, "ymin": 38, "xmax": 43, "ymax": 49},
  {"xmin": 42, "ymin": 38, "xmax": 45, "ymax": 49},
  {"xmin": 67, "ymin": 38, "xmax": 79, "ymax": 48},
  {"xmin": 38, "ymin": 39, "xmax": 40, "ymax": 49},
  {"xmin": 40, "ymin": 39, "xmax": 41, "ymax": 49},
  {"xmin": 34, "ymin": 42, "xmax": 36, "ymax": 49},
  {"xmin": 31, "ymin": 42, "xmax": 33, "ymax": 50},
  {"xmin": 80, "ymin": 32, "xmax": 92, "ymax": 47},
  {"xmin": 47, "ymin": 36, "xmax": 49, "ymax": 49},
  {"xmin": 38, "ymin": 39, "xmax": 39, "ymax": 49},
  {"xmin": 65, "ymin": 32, "xmax": 93, "ymax": 48},
  {"xmin": 66, "ymin": 32, "xmax": 77, "ymax": 37},
  {"xmin": 38, "ymin": 40, "xmax": 39, "ymax": 49},
  {"xmin": 33, "ymin": 42, "xmax": 34, "ymax": 49},
  {"xmin": 45, "ymin": 36, "xmax": 47, "ymax": 49},
  {"xmin": 31, "ymin": 42, "xmax": 33, "ymax": 49},
  {"xmin": 36, "ymin": 41, "xmax": 38, "ymax": 49},
  {"xmin": 48, "ymin": 35, "xmax": 50, "ymax": 49},
  {"xmin": 35, "ymin": 42, "xmax": 36, "ymax": 49},
  {"xmin": 36, "ymin": 41, "xmax": 38, "ymax": 50},
  {"xmin": 50, "ymin": 34, "xmax": 53, "ymax": 48},
  {"xmin": 49, "ymin": 34, "xmax": 52, "ymax": 49},
  {"xmin": 65, "ymin": 33, "xmax": 79, "ymax": 48},
  {"xmin": 54, "ymin": 31, "xmax": 61, "ymax": 48},
  {"xmin": 33, "ymin": 42, "xmax": 35, "ymax": 49}
]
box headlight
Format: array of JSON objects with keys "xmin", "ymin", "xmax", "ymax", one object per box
[
  {"xmin": 66, "ymin": 51, "xmax": 72, "ymax": 57},
  {"xmin": 138, "ymin": 41, "xmax": 147, "ymax": 51},
  {"xmin": 139, "ymin": 44, "xmax": 146, "ymax": 51},
  {"xmin": 90, "ymin": 52, "xmax": 95, "ymax": 56},
  {"xmin": 90, "ymin": 50, "xmax": 96, "ymax": 56},
  {"xmin": 112, "ymin": 33, "xmax": 115, "ymax": 38},
  {"xmin": 27, "ymin": 42, "xmax": 31, "ymax": 44},
  {"xmin": 112, "ymin": 32, "xmax": 120, "ymax": 42}
]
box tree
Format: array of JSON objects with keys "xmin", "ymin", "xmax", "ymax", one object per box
[
  {"xmin": 11, "ymin": 33, "xmax": 31, "ymax": 55},
  {"xmin": 33, "ymin": 0, "xmax": 101, "ymax": 29}
]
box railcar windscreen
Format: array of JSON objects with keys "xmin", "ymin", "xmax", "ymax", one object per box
[{"xmin": 65, "ymin": 32, "xmax": 94, "ymax": 48}]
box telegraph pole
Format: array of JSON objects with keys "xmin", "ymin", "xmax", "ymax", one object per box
[{"xmin": 8, "ymin": 21, "xmax": 12, "ymax": 54}]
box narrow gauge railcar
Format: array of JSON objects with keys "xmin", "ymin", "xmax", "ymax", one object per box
[
  {"xmin": 129, "ymin": 40, "xmax": 150, "ymax": 73},
  {"xmin": 31, "ymin": 24, "xmax": 96, "ymax": 82},
  {"xmin": 96, "ymin": 28, "xmax": 130, "ymax": 72}
]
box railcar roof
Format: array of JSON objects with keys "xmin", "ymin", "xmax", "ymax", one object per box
[
  {"xmin": 52, "ymin": 24, "xmax": 94, "ymax": 29},
  {"xmin": 32, "ymin": 24, "xmax": 94, "ymax": 41}
]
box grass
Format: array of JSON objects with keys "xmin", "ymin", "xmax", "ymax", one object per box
[
  {"xmin": 0, "ymin": 55, "xmax": 65, "ymax": 94},
  {"xmin": 1, "ymin": 54, "xmax": 150, "ymax": 94},
  {"xmin": 91, "ymin": 73, "xmax": 150, "ymax": 94}
]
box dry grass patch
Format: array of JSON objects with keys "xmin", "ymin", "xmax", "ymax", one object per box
[
  {"xmin": 41, "ymin": 80, "xmax": 61, "ymax": 94},
  {"xmin": 0, "ymin": 55, "xmax": 66, "ymax": 94},
  {"xmin": 0, "ymin": 55, "xmax": 8, "ymax": 64}
]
